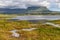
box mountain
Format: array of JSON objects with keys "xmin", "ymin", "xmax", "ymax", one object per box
[
  {"xmin": 0, "ymin": 6, "xmax": 51, "ymax": 14},
  {"xmin": 26, "ymin": 6, "xmax": 51, "ymax": 14}
]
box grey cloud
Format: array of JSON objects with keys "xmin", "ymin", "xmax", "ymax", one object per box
[{"xmin": 0, "ymin": 0, "xmax": 59, "ymax": 9}]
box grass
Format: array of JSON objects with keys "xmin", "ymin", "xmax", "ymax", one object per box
[
  {"xmin": 0, "ymin": 14, "xmax": 17, "ymax": 19},
  {"xmin": 49, "ymin": 20, "xmax": 60, "ymax": 24},
  {"xmin": 0, "ymin": 14, "xmax": 60, "ymax": 40}
]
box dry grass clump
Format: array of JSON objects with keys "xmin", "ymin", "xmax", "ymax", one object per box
[{"xmin": 0, "ymin": 19, "xmax": 60, "ymax": 40}]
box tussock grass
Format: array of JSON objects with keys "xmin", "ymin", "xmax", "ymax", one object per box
[{"xmin": 0, "ymin": 17, "xmax": 60, "ymax": 40}]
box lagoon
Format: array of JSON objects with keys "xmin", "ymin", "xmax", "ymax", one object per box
[{"xmin": 11, "ymin": 15, "xmax": 60, "ymax": 20}]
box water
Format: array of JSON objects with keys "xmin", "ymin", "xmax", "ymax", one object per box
[
  {"xmin": 45, "ymin": 22, "xmax": 60, "ymax": 27},
  {"xmin": 22, "ymin": 28, "xmax": 37, "ymax": 31},
  {"xmin": 11, "ymin": 15, "xmax": 60, "ymax": 20},
  {"xmin": 10, "ymin": 30, "xmax": 20, "ymax": 37}
]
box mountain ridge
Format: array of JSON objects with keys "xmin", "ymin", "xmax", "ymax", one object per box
[{"xmin": 0, "ymin": 6, "xmax": 51, "ymax": 14}]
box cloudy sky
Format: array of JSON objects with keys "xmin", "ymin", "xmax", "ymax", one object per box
[{"xmin": 0, "ymin": 0, "xmax": 60, "ymax": 11}]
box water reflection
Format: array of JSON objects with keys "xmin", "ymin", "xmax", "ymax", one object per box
[{"xmin": 12, "ymin": 15, "xmax": 60, "ymax": 20}]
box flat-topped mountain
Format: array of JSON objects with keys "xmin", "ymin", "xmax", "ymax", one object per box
[{"xmin": 0, "ymin": 6, "xmax": 51, "ymax": 14}]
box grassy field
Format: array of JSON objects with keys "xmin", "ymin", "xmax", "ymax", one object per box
[{"xmin": 0, "ymin": 14, "xmax": 60, "ymax": 40}]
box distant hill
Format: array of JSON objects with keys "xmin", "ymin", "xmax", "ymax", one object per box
[
  {"xmin": 26, "ymin": 6, "xmax": 51, "ymax": 15},
  {"xmin": 27, "ymin": 6, "xmax": 50, "ymax": 12},
  {"xmin": 0, "ymin": 6, "xmax": 52, "ymax": 14}
]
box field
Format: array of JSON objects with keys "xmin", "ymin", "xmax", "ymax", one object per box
[{"xmin": 0, "ymin": 14, "xmax": 60, "ymax": 40}]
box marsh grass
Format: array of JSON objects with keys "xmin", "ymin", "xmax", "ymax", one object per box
[{"xmin": 0, "ymin": 17, "xmax": 60, "ymax": 40}]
